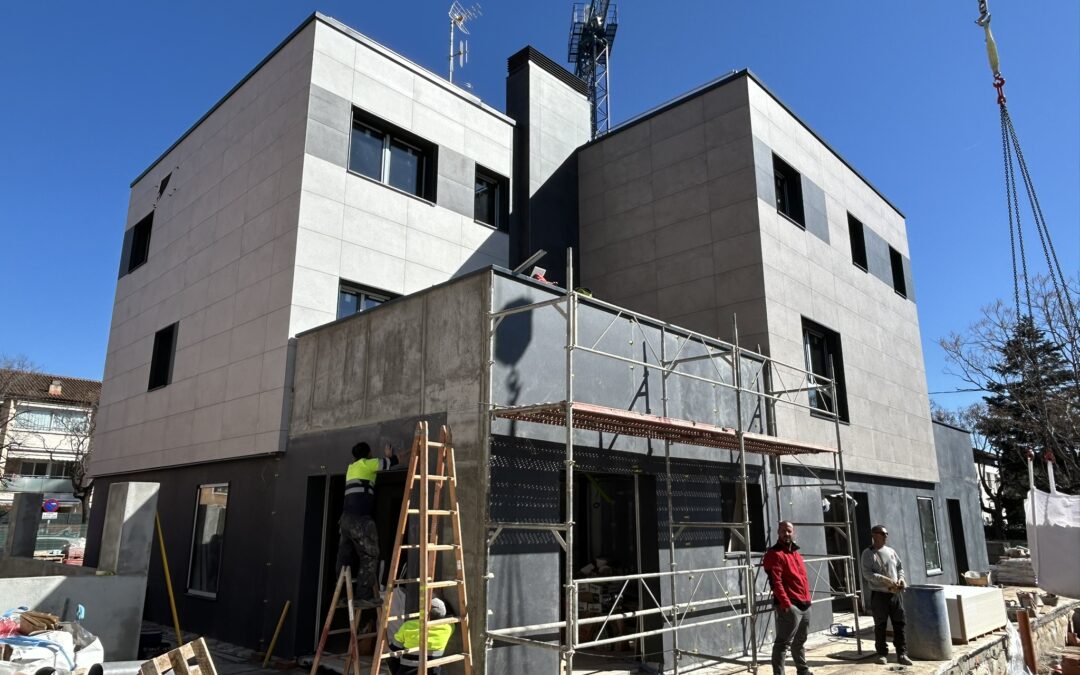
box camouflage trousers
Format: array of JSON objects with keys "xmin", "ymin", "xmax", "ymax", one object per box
[{"xmin": 336, "ymin": 513, "xmax": 379, "ymax": 601}]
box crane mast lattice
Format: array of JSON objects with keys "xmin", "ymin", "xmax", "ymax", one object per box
[{"xmin": 568, "ymin": 1, "xmax": 618, "ymax": 138}]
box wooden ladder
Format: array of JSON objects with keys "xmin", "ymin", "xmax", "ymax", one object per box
[
  {"xmin": 370, "ymin": 421, "xmax": 473, "ymax": 675},
  {"xmin": 310, "ymin": 566, "xmax": 381, "ymax": 675}
]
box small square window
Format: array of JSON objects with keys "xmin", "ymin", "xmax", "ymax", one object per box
[
  {"xmin": 187, "ymin": 483, "xmax": 229, "ymax": 597},
  {"xmin": 119, "ymin": 212, "xmax": 153, "ymax": 277},
  {"xmin": 848, "ymin": 214, "xmax": 868, "ymax": 271},
  {"xmin": 889, "ymin": 247, "xmax": 907, "ymax": 298},
  {"xmin": 802, "ymin": 318, "xmax": 849, "ymax": 422},
  {"xmin": 474, "ymin": 166, "xmax": 508, "ymax": 230},
  {"xmin": 337, "ymin": 282, "xmax": 395, "ymax": 320},
  {"xmin": 917, "ymin": 497, "xmax": 943, "ymax": 574},
  {"xmin": 348, "ymin": 110, "xmax": 436, "ymax": 201},
  {"xmin": 148, "ymin": 322, "xmax": 178, "ymax": 390},
  {"xmin": 773, "ymin": 155, "xmax": 805, "ymax": 227}
]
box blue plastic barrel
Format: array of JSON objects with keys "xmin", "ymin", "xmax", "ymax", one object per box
[{"xmin": 904, "ymin": 584, "xmax": 952, "ymax": 660}]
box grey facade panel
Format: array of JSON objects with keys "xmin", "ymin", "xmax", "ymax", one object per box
[
  {"xmin": 862, "ymin": 225, "xmax": 893, "ymax": 288},
  {"xmin": 305, "ymin": 119, "xmax": 348, "ymax": 168},
  {"xmin": 436, "ymin": 146, "xmax": 476, "ymax": 219},
  {"xmin": 802, "ymin": 177, "xmax": 829, "ymax": 244},
  {"xmin": 902, "ymin": 254, "xmax": 916, "ymax": 303},
  {"xmin": 309, "ymin": 84, "xmax": 351, "ymax": 134},
  {"xmin": 752, "ymin": 136, "xmax": 775, "ymax": 206}
]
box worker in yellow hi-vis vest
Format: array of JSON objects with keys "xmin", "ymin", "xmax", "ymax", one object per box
[
  {"xmin": 389, "ymin": 597, "xmax": 454, "ymax": 675},
  {"xmin": 336, "ymin": 441, "xmax": 397, "ymax": 607}
]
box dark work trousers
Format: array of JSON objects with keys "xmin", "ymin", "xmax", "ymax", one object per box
[
  {"xmin": 336, "ymin": 512, "xmax": 380, "ymax": 601},
  {"xmin": 771, "ymin": 604, "xmax": 811, "ymax": 675},
  {"xmin": 870, "ymin": 590, "xmax": 907, "ymax": 657}
]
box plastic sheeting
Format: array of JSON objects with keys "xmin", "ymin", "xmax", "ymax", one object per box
[{"xmin": 1025, "ymin": 488, "xmax": 1080, "ymax": 598}]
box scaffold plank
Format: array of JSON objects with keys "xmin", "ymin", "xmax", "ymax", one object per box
[{"xmin": 491, "ymin": 401, "xmax": 836, "ymax": 456}]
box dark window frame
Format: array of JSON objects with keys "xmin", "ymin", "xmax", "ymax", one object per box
[
  {"xmin": 848, "ymin": 213, "xmax": 868, "ymax": 271},
  {"xmin": 773, "ymin": 154, "xmax": 805, "ymax": 227},
  {"xmin": 474, "ymin": 165, "xmax": 509, "ymax": 231},
  {"xmin": 916, "ymin": 496, "xmax": 943, "ymax": 575},
  {"xmin": 337, "ymin": 281, "xmax": 396, "ymax": 320},
  {"xmin": 889, "ymin": 246, "xmax": 908, "ymax": 298},
  {"xmin": 348, "ymin": 109, "xmax": 437, "ymax": 202},
  {"xmin": 802, "ymin": 318, "xmax": 850, "ymax": 423},
  {"xmin": 186, "ymin": 482, "xmax": 230, "ymax": 599},
  {"xmin": 119, "ymin": 212, "xmax": 153, "ymax": 277},
  {"xmin": 148, "ymin": 323, "xmax": 178, "ymax": 391}
]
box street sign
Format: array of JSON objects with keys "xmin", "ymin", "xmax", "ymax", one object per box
[
  {"xmin": 42, "ymin": 498, "xmax": 59, "ymax": 513},
  {"xmin": 42, "ymin": 512, "xmax": 59, "ymax": 520}
]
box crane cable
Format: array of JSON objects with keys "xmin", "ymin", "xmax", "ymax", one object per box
[{"xmin": 975, "ymin": 1, "xmax": 1079, "ymax": 470}]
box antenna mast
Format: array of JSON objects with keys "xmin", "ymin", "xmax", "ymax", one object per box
[
  {"xmin": 568, "ymin": 1, "xmax": 619, "ymax": 138},
  {"xmin": 449, "ymin": 2, "xmax": 481, "ymax": 83}
]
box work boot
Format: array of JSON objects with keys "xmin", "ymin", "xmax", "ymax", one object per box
[
  {"xmin": 897, "ymin": 654, "xmax": 913, "ymax": 666},
  {"xmin": 875, "ymin": 655, "xmax": 888, "ymax": 665}
]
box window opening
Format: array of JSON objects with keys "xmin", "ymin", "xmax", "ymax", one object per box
[
  {"xmin": 848, "ymin": 214, "xmax": 868, "ymax": 271},
  {"xmin": 889, "ymin": 247, "xmax": 907, "ymax": 297},
  {"xmin": 337, "ymin": 282, "xmax": 395, "ymax": 320},
  {"xmin": 188, "ymin": 483, "xmax": 229, "ymax": 597},
  {"xmin": 120, "ymin": 212, "xmax": 153, "ymax": 277},
  {"xmin": 148, "ymin": 323, "xmax": 178, "ymax": 391},
  {"xmin": 773, "ymin": 154, "xmax": 805, "ymax": 226},
  {"xmin": 802, "ymin": 318, "xmax": 849, "ymax": 422},
  {"xmin": 474, "ymin": 166, "xmax": 508, "ymax": 230},
  {"xmin": 916, "ymin": 496, "xmax": 942, "ymax": 574},
  {"xmin": 349, "ymin": 111, "xmax": 435, "ymax": 201}
]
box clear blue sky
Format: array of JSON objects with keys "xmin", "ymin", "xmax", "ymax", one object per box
[{"xmin": 1, "ymin": 2, "xmax": 1077, "ymax": 410}]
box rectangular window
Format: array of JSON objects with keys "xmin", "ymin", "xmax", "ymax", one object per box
[
  {"xmin": 148, "ymin": 323, "xmax": 178, "ymax": 391},
  {"xmin": 119, "ymin": 212, "xmax": 153, "ymax": 277},
  {"xmin": 349, "ymin": 110, "xmax": 436, "ymax": 201},
  {"xmin": 889, "ymin": 247, "xmax": 907, "ymax": 298},
  {"xmin": 802, "ymin": 318, "xmax": 849, "ymax": 422},
  {"xmin": 773, "ymin": 154, "xmax": 805, "ymax": 227},
  {"xmin": 187, "ymin": 483, "xmax": 229, "ymax": 598},
  {"xmin": 337, "ymin": 282, "xmax": 395, "ymax": 320},
  {"xmin": 848, "ymin": 214, "xmax": 868, "ymax": 271},
  {"xmin": 917, "ymin": 497, "xmax": 943, "ymax": 574},
  {"xmin": 474, "ymin": 166, "xmax": 508, "ymax": 230},
  {"xmin": 14, "ymin": 407, "xmax": 53, "ymax": 431}
]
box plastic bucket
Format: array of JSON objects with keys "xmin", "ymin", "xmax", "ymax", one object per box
[{"xmin": 904, "ymin": 584, "xmax": 952, "ymax": 660}]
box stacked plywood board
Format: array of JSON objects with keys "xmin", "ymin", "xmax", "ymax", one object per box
[
  {"xmin": 939, "ymin": 584, "xmax": 1008, "ymax": 644},
  {"xmin": 992, "ymin": 555, "xmax": 1038, "ymax": 586}
]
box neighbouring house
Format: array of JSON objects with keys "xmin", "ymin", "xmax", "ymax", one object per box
[
  {"xmin": 86, "ymin": 12, "xmax": 989, "ymax": 673},
  {"xmin": 0, "ymin": 370, "xmax": 99, "ymax": 539}
]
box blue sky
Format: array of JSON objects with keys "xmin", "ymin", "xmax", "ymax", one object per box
[{"xmin": 1, "ymin": 2, "xmax": 1077, "ymax": 411}]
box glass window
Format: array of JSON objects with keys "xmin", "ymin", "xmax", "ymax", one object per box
[
  {"xmin": 148, "ymin": 323, "xmax": 178, "ymax": 390},
  {"xmin": 848, "ymin": 214, "xmax": 868, "ymax": 271},
  {"xmin": 917, "ymin": 497, "xmax": 942, "ymax": 574},
  {"xmin": 14, "ymin": 407, "xmax": 52, "ymax": 431},
  {"xmin": 388, "ymin": 141, "xmax": 423, "ymax": 195},
  {"xmin": 188, "ymin": 483, "xmax": 229, "ymax": 597},
  {"xmin": 889, "ymin": 247, "xmax": 908, "ymax": 298},
  {"xmin": 802, "ymin": 318, "xmax": 849, "ymax": 422},
  {"xmin": 475, "ymin": 174, "xmax": 498, "ymax": 227},
  {"xmin": 337, "ymin": 282, "xmax": 393, "ymax": 320},
  {"xmin": 773, "ymin": 154, "xmax": 805, "ymax": 226},
  {"xmin": 349, "ymin": 124, "xmax": 384, "ymax": 181}
]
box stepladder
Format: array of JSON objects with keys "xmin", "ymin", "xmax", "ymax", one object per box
[
  {"xmin": 140, "ymin": 637, "xmax": 218, "ymax": 675},
  {"xmin": 310, "ymin": 566, "xmax": 382, "ymax": 675},
  {"xmin": 370, "ymin": 421, "xmax": 473, "ymax": 675}
]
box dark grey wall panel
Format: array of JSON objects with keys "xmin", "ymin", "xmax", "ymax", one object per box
[
  {"xmin": 436, "ymin": 146, "xmax": 476, "ymax": 219},
  {"xmin": 309, "ymin": 84, "xmax": 351, "ymax": 134},
  {"xmin": 752, "ymin": 136, "xmax": 775, "ymax": 206},
  {"xmin": 305, "ymin": 120, "xmax": 348, "ymax": 168},
  {"xmin": 802, "ymin": 177, "xmax": 829, "ymax": 244},
  {"xmin": 862, "ymin": 225, "xmax": 893, "ymax": 287},
  {"xmin": 902, "ymin": 254, "xmax": 916, "ymax": 303}
]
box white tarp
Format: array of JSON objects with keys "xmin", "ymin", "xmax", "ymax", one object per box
[{"xmin": 1025, "ymin": 487, "xmax": 1080, "ymax": 598}]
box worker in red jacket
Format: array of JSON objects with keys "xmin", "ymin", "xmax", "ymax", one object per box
[{"xmin": 762, "ymin": 521, "xmax": 813, "ymax": 675}]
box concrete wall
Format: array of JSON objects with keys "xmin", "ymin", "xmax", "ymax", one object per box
[
  {"xmin": 506, "ymin": 48, "xmax": 592, "ymax": 285},
  {"xmin": 933, "ymin": 420, "xmax": 991, "ymax": 577},
  {"xmin": 93, "ymin": 22, "xmax": 316, "ymax": 475},
  {"xmin": 744, "ymin": 75, "xmax": 935, "ymax": 482},
  {"xmin": 290, "ymin": 18, "xmax": 514, "ymax": 333},
  {"xmin": 579, "ymin": 71, "xmax": 936, "ymax": 484}
]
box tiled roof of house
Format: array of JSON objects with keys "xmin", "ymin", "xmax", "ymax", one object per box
[{"xmin": 0, "ymin": 370, "xmax": 101, "ymax": 405}]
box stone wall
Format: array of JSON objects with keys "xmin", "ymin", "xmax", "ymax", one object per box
[{"xmin": 940, "ymin": 601, "xmax": 1079, "ymax": 675}]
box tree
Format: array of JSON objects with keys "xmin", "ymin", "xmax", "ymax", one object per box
[{"xmin": 940, "ymin": 275, "xmax": 1080, "ymax": 536}]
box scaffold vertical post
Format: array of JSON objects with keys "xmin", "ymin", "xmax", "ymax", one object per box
[
  {"xmin": 658, "ymin": 325, "xmax": 682, "ymax": 674},
  {"xmin": 482, "ymin": 272, "xmax": 496, "ymax": 666},
  {"xmin": 829, "ymin": 357, "xmax": 862, "ymax": 654},
  {"xmin": 563, "ymin": 250, "xmax": 577, "ymax": 675},
  {"xmin": 732, "ymin": 315, "xmax": 758, "ymax": 672}
]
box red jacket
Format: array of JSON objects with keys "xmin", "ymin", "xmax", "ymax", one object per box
[{"xmin": 762, "ymin": 541, "xmax": 811, "ymax": 610}]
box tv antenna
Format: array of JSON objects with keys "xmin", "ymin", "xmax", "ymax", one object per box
[
  {"xmin": 449, "ymin": 2, "xmax": 481, "ymax": 83},
  {"xmin": 568, "ymin": 1, "xmax": 619, "ymax": 138}
]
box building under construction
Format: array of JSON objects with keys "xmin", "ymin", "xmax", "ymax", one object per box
[{"xmin": 86, "ymin": 12, "xmax": 988, "ymax": 673}]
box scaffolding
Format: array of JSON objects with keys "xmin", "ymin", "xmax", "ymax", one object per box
[{"xmin": 480, "ymin": 266, "xmax": 863, "ymax": 674}]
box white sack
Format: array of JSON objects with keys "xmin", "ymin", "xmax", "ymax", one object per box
[{"xmin": 1025, "ymin": 487, "xmax": 1080, "ymax": 598}]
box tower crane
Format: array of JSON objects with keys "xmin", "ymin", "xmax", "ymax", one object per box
[{"xmin": 568, "ymin": 1, "xmax": 618, "ymax": 138}]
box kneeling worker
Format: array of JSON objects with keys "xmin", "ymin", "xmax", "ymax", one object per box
[{"xmin": 390, "ymin": 597, "xmax": 454, "ymax": 675}]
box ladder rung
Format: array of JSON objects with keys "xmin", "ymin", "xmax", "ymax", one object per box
[
  {"xmin": 392, "ymin": 578, "xmax": 463, "ymax": 589},
  {"xmin": 429, "ymin": 616, "xmax": 461, "ymax": 627},
  {"xmin": 419, "ymin": 475, "xmax": 448, "ymax": 481},
  {"xmin": 427, "ymin": 654, "xmax": 467, "ymax": 668},
  {"xmin": 327, "ymin": 628, "xmax": 353, "ymax": 636},
  {"xmin": 426, "ymin": 440, "xmax": 448, "ymax": 447},
  {"xmin": 407, "ymin": 509, "xmax": 454, "ymax": 515},
  {"xmin": 400, "ymin": 544, "xmax": 457, "ymax": 551}
]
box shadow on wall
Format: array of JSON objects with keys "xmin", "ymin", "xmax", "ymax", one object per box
[{"xmin": 0, "ymin": 483, "xmax": 160, "ymax": 661}]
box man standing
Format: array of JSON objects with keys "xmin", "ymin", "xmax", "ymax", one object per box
[
  {"xmin": 762, "ymin": 521, "xmax": 813, "ymax": 675},
  {"xmin": 860, "ymin": 524, "xmax": 911, "ymax": 666},
  {"xmin": 338, "ymin": 441, "xmax": 398, "ymax": 607}
]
